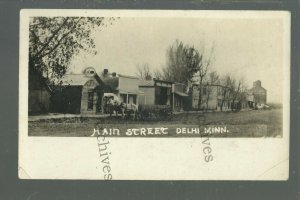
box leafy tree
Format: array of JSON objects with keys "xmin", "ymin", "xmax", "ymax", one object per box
[
  {"xmin": 162, "ymin": 40, "xmax": 200, "ymax": 86},
  {"xmin": 29, "ymin": 17, "xmax": 116, "ymax": 86},
  {"xmin": 156, "ymin": 40, "xmax": 214, "ymax": 109}
]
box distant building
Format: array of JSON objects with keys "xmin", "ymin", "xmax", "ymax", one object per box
[
  {"xmin": 191, "ymin": 84, "xmax": 231, "ymax": 111},
  {"xmin": 248, "ymin": 80, "xmax": 267, "ymax": 105},
  {"xmin": 191, "ymin": 83, "xmax": 259, "ymax": 111},
  {"xmin": 244, "ymin": 92, "xmax": 256, "ymax": 109}
]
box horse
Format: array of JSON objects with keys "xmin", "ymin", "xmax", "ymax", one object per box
[{"xmin": 107, "ymin": 98, "xmax": 138, "ymax": 120}]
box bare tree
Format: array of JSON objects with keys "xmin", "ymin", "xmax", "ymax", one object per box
[
  {"xmin": 209, "ymin": 71, "xmax": 220, "ymax": 85},
  {"xmin": 220, "ymin": 75, "xmax": 233, "ymax": 112},
  {"xmin": 135, "ymin": 63, "xmax": 152, "ymax": 80},
  {"xmin": 153, "ymin": 68, "xmax": 163, "ymax": 80},
  {"xmin": 205, "ymin": 71, "xmax": 219, "ymax": 111},
  {"xmin": 230, "ymin": 78, "xmax": 247, "ymax": 111},
  {"xmin": 218, "ymin": 75, "xmax": 247, "ymax": 112},
  {"xmin": 196, "ymin": 47, "xmax": 214, "ymax": 110}
]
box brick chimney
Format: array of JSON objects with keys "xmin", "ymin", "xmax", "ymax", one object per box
[{"xmin": 103, "ymin": 69, "xmax": 109, "ymax": 75}]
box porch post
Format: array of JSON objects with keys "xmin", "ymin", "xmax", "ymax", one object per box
[{"xmin": 172, "ymin": 84, "xmax": 175, "ymax": 112}]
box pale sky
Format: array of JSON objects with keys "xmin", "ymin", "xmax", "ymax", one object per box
[{"xmin": 70, "ymin": 16, "xmax": 289, "ymax": 103}]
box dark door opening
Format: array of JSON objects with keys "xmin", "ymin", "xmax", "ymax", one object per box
[{"xmin": 87, "ymin": 90, "xmax": 94, "ymax": 110}]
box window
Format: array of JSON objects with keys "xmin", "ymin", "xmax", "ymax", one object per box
[
  {"xmin": 175, "ymin": 98, "xmax": 181, "ymax": 107},
  {"xmin": 218, "ymin": 99, "xmax": 222, "ymax": 107},
  {"xmin": 129, "ymin": 94, "xmax": 137, "ymax": 104},
  {"xmin": 167, "ymin": 88, "xmax": 171, "ymax": 95},
  {"xmin": 217, "ymin": 87, "xmax": 221, "ymax": 95},
  {"xmin": 120, "ymin": 94, "xmax": 127, "ymax": 103},
  {"xmin": 87, "ymin": 90, "xmax": 94, "ymax": 110},
  {"xmin": 203, "ymin": 87, "xmax": 207, "ymax": 95}
]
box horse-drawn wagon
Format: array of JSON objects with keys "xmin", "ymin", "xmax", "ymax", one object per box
[
  {"xmin": 103, "ymin": 93, "xmax": 173, "ymax": 121},
  {"xmin": 104, "ymin": 93, "xmax": 138, "ymax": 119}
]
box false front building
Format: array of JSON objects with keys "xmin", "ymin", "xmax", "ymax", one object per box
[
  {"xmin": 138, "ymin": 79, "xmax": 173, "ymax": 106},
  {"xmin": 138, "ymin": 79, "xmax": 188, "ymax": 111}
]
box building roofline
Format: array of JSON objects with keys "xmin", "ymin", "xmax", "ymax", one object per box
[
  {"xmin": 174, "ymin": 82, "xmax": 186, "ymax": 86},
  {"xmin": 118, "ymin": 74, "xmax": 139, "ymax": 79},
  {"xmin": 192, "ymin": 83, "xmax": 230, "ymax": 89},
  {"xmin": 153, "ymin": 78, "xmax": 174, "ymax": 84},
  {"xmin": 139, "ymin": 85, "xmax": 154, "ymax": 88},
  {"xmin": 250, "ymin": 86, "xmax": 267, "ymax": 91}
]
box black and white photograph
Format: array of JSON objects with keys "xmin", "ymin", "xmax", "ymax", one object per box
[{"xmin": 19, "ymin": 10, "xmax": 290, "ymax": 180}]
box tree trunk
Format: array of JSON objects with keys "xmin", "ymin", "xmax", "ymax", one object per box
[
  {"xmin": 220, "ymin": 100, "xmax": 224, "ymax": 112},
  {"xmin": 231, "ymin": 95, "xmax": 237, "ymax": 111},
  {"xmin": 220, "ymin": 90, "xmax": 227, "ymax": 112},
  {"xmin": 198, "ymin": 86, "xmax": 202, "ymax": 110},
  {"xmin": 206, "ymin": 90, "xmax": 210, "ymax": 112}
]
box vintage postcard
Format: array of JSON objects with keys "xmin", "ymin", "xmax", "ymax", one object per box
[{"xmin": 19, "ymin": 9, "xmax": 290, "ymax": 180}]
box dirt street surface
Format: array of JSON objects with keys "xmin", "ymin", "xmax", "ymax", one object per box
[{"xmin": 28, "ymin": 109, "xmax": 283, "ymax": 137}]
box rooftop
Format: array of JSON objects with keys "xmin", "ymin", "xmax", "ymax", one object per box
[
  {"xmin": 118, "ymin": 74, "xmax": 139, "ymax": 79},
  {"xmin": 61, "ymin": 74, "xmax": 119, "ymax": 91},
  {"xmin": 138, "ymin": 79, "xmax": 155, "ymax": 87},
  {"xmin": 61, "ymin": 74, "xmax": 91, "ymax": 86}
]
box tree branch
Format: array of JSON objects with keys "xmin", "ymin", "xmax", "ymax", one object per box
[
  {"xmin": 37, "ymin": 18, "xmax": 83, "ymax": 60},
  {"xmin": 32, "ymin": 17, "xmax": 70, "ymax": 59}
]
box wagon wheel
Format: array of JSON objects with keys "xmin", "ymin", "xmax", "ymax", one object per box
[
  {"xmin": 132, "ymin": 110, "xmax": 137, "ymax": 121},
  {"xmin": 135, "ymin": 112, "xmax": 140, "ymax": 120},
  {"xmin": 109, "ymin": 105, "xmax": 114, "ymax": 117}
]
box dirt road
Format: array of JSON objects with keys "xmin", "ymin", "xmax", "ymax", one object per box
[{"xmin": 28, "ymin": 109, "xmax": 282, "ymax": 137}]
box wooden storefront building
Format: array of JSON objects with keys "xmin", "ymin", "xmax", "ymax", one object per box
[{"xmin": 50, "ymin": 68, "xmax": 142, "ymax": 115}]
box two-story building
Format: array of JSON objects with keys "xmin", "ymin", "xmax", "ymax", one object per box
[
  {"xmin": 191, "ymin": 84, "xmax": 232, "ymax": 111},
  {"xmin": 191, "ymin": 81, "xmax": 264, "ymax": 111}
]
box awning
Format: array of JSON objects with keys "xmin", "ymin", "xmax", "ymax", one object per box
[
  {"xmin": 118, "ymin": 89, "xmax": 144, "ymax": 94},
  {"xmin": 174, "ymin": 91, "xmax": 189, "ymax": 97}
]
